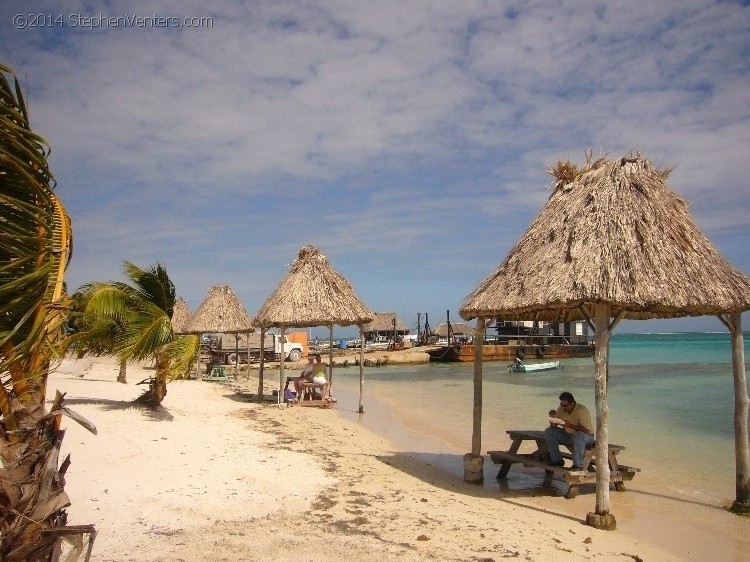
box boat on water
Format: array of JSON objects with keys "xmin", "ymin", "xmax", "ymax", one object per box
[
  {"xmin": 425, "ymin": 318, "xmax": 594, "ymax": 362},
  {"xmin": 426, "ymin": 341, "xmax": 593, "ymax": 362},
  {"xmin": 508, "ymin": 359, "xmax": 560, "ymax": 373}
]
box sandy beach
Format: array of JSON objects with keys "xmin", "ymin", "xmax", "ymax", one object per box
[{"xmin": 50, "ymin": 355, "xmax": 749, "ymax": 561}]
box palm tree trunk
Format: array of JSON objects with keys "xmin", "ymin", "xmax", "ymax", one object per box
[
  {"xmin": 1, "ymin": 392, "xmax": 73, "ymax": 561},
  {"xmin": 116, "ymin": 358, "xmax": 127, "ymax": 384}
]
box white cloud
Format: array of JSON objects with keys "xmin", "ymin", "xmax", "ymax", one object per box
[{"xmin": 3, "ymin": 0, "xmax": 749, "ymax": 329}]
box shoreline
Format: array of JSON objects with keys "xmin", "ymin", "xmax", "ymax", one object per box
[{"xmin": 51, "ymin": 355, "xmax": 748, "ymax": 561}]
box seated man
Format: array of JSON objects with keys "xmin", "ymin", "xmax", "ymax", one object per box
[
  {"xmin": 294, "ymin": 356, "xmax": 315, "ymax": 399},
  {"xmin": 544, "ymin": 391, "xmax": 594, "ymax": 470}
]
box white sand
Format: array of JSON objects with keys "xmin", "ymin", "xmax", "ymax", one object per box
[{"xmin": 49, "ymin": 356, "xmax": 748, "ymax": 561}]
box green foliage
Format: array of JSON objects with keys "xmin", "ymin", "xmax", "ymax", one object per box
[{"xmin": 72, "ymin": 261, "xmax": 198, "ymax": 387}]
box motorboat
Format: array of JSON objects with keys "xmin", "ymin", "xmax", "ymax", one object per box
[{"xmin": 508, "ymin": 359, "xmax": 561, "ymax": 373}]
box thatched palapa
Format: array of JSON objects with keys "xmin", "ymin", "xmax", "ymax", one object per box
[
  {"xmin": 460, "ymin": 153, "xmax": 750, "ymax": 526},
  {"xmin": 253, "ymin": 245, "xmax": 373, "ymax": 412},
  {"xmin": 171, "ymin": 297, "xmax": 192, "ymax": 334},
  {"xmin": 363, "ymin": 313, "xmax": 409, "ymax": 339},
  {"xmin": 185, "ymin": 285, "xmax": 254, "ymax": 334},
  {"xmin": 433, "ymin": 322, "xmax": 474, "ymax": 338},
  {"xmin": 253, "ymin": 246, "xmax": 374, "ymax": 329},
  {"xmin": 185, "ymin": 285, "xmax": 254, "ymax": 376},
  {"xmin": 461, "ymin": 155, "xmax": 750, "ymax": 321}
]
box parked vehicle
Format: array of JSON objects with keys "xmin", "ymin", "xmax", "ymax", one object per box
[{"xmin": 206, "ymin": 332, "xmax": 307, "ymax": 364}]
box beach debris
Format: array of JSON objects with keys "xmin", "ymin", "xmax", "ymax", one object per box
[
  {"xmin": 416, "ymin": 534, "xmax": 430, "ymax": 541},
  {"xmin": 583, "ymin": 536, "xmax": 592, "ymax": 544}
]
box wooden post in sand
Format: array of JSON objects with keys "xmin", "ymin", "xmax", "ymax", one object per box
[
  {"xmin": 464, "ymin": 317, "xmax": 485, "ymax": 483},
  {"xmin": 258, "ymin": 328, "xmax": 265, "ymax": 399},
  {"xmin": 358, "ymin": 323, "xmax": 365, "ymax": 413},
  {"xmin": 586, "ymin": 303, "xmax": 616, "ymax": 530},
  {"xmin": 728, "ymin": 312, "xmax": 750, "ymax": 513},
  {"xmin": 278, "ymin": 325, "xmax": 285, "ymax": 406},
  {"xmin": 329, "ymin": 324, "xmax": 334, "ymax": 396}
]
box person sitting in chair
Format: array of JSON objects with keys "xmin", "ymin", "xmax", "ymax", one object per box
[{"xmin": 311, "ymin": 353, "xmax": 335, "ymax": 402}]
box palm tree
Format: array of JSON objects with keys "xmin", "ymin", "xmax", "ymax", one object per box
[
  {"xmin": 69, "ymin": 287, "xmax": 134, "ymax": 383},
  {"xmin": 76, "ymin": 262, "xmax": 198, "ymax": 405},
  {"xmin": 0, "ymin": 63, "xmax": 94, "ymax": 560}
]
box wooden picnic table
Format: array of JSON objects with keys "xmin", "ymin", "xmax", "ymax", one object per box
[{"xmin": 487, "ymin": 429, "xmax": 639, "ymax": 498}]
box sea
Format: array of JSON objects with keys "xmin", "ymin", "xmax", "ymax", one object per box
[{"xmin": 331, "ymin": 332, "xmax": 750, "ymax": 507}]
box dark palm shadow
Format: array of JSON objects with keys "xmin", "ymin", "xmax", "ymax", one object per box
[
  {"xmin": 56, "ymin": 397, "xmax": 174, "ymax": 421},
  {"xmin": 376, "ymin": 452, "xmax": 583, "ymax": 524}
]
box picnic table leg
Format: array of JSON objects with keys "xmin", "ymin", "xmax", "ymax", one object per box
[
  {"xmin": 543, "ymin": 470, "xmax": 554, "ymax": 487},
  {"xmin": 609, "ymin": 449, "xmax": 627, "ymax": 490},
  {"xmin": 496, "ymin": 438, "xmax": 522, "ymax": 480},
  {"xmin": 565, "ymin": 484, "xmax": 580, "ymax": 499}
]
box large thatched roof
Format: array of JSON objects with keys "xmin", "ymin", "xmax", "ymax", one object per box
[
  {"xmin": 171, "ymin": 296, "xmax": 192, "ymax": 334},
  {"xmin": 253, "ymin": 245, "xmax": 374, "ymax": 328},
  {"xmin": 363, "ymin": 312, "xmax": 409, "ymax": 333},
  {"xmin": 184, "ymin": 285, "xmax": 254, "ymax": 333},
  {"xmin": 461, "ymin": 154, "xmax": 750, "ymax": 321}
]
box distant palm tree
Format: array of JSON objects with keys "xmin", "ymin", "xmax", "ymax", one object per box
[
  {"xmin": 0, "ymin": 63, "xmax": 94, "ymax": 560},
  {"xmin": 76, "ymin": 262, "xmax": 198, "ymax": 405}
]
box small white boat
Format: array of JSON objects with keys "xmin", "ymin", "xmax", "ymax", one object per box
[{"xmin": 508, "ymin": 359, "xmax": 560, "ymax": 373}]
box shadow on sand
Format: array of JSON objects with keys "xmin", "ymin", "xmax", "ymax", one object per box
[
  {"xmin": 374, "ymin": 451, "xmax": 582, "ymax": 524},
  {"xmin": 373, "ymin": 450, "xmax": 730, "ymax": 522},
  {"xmin": 55, "ymin": 397, "xmax": 174, "ymax": 421}
]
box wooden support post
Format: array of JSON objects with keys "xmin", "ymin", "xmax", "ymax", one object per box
[
  {"xmin": 278, "ymin": 325, "xmax": 285, "ymax": 406},
  {"xmin": 464, "ymin": 317, "xmax": 485, "ymax": 483},
  {"xmin": 258, "ymin": 328, "xmax": 265, "ymax": 399},
  {"xmin": 729, "ymin": 312, "xmax": 750, "ymax": 514},
  {"xmin": 587, "ymin": 302, "xmax": 616, "ymax": 530},
  {"xmin": 358, "ymin": 324, "xmax": 365, "ymax": 413},
  {"xmin": 195, "ymin": 333, "xmax": 201, "ymax": 379},
  {"xmin": 234, "ymin": 331, "xmax": 239, "ymax": 377},
  {"xmin": 329, "ymin": 324, "xmax": 334, "ymax": 398}
]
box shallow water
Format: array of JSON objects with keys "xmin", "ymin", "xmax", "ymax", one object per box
[{"xmin": 332, "ymin": 332, "xmax": 749, "ymax": 506}]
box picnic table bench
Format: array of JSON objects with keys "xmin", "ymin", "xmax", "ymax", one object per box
[{"xmin": 487, "ymin": 429, "xmax": 640, "ymax": 498}]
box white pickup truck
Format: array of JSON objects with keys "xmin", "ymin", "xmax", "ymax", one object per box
[{"xmin": 209, "ymin": 333, "xmax": 304, "ymax": 363}]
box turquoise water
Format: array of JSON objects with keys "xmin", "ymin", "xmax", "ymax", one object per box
[{"xmin": 332, "ymin": 332, "xmax": 749, "ymax": 505}]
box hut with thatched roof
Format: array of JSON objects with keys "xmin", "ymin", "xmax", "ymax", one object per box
[
  {"xmin": 460, "ymin": 153, "xmax": 750, "ymax": 528},
  {"xmin": 363, "ymin": 312, "xmax": 409, "ymax": 342},
  {"xmin": 184, "ymin": 285, "xmax": 254, "ymax": 375},
  {"xmin": 253, "ymin": 245, "xmax": 374, "ymax": 411},
  {"xmin": 171, "ymin": 297, "xmax": 192, "ymax": 334},
  {"xmin": 433, "ymin": 322, "xmax": 474, "ymax": 340}
]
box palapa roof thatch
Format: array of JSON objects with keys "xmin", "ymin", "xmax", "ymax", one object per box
[
  {"xmin": 433, "ymin": 322, "xmax": 474, "ymax": 337},
  {"xmin": 171, "ymin": 296, "xmax": 192, "ymax": 334},
  {"xmin": 363, "ymin": 312, "xmax": 409, "ymax": 333},
  {"xmin": 253, "ymin": 245, "xmax": 374, "ymax": 328},
  {"xmin": 184, "ymin": 285, "xmax": 254, "ymax": 334},
  {"xmin": 461, "ymin": 153, "xmax": 750, "ymax": 322}
]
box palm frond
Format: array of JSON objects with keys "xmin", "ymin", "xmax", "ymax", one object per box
[
  {"xmin": 123, "ymin": 261, "xmax": 175, "ymax": 317},
  {"xmin": 161, "ymin": 335, "xmax": 199, "ymax": 381}
]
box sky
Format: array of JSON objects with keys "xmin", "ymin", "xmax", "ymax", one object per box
[{"xmin": 3, "ymin": 0, "xmax": 749, "ymax": 337}]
